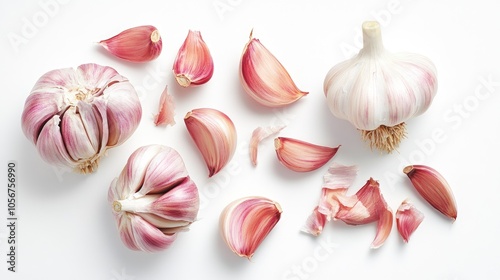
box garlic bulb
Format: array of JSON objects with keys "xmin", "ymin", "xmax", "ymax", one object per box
[
  {"xmin": 21, "ymin": 63, "xmax": 142, "ymax": 173},
  {"xmin": 324, "ymin": 21, "xmax": 438, "ymax": 152},
  {"xmin": 108, "ymin": 145, "xmax": 199, "ymax": 252}
]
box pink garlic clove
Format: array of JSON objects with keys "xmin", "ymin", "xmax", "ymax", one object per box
[
  {"xmin": 173, "ymin": 30, "xmax": 214, "ymax": 87},
  {"xmin": 404, "ymin": 165, "xmax": 457, "ymax": 220},
  {"xmin": 184, "ymin": 108, "xmax": 237, "ymax": 177},
  {"xmin": 274, "ymin": 137, "xmax": 339, "ymax": 172},
  {"xmin": 99, "ymin": 25, "xmax": 162, "ymax": 63},
  {"xmin": 239, "ymin": 30, "xmax": 308, "ymax": 107},
  {"xmin": 396, "ymin": 199, "xmax": 424, "ymax": 243},
  {"xmin": 219, "ymin": 196, "xmax": 282, "ymax": 259}
]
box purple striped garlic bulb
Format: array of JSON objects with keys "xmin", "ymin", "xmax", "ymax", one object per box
[
  {"xmin": 324, "ymin": 21, "xmax": 438, "ymax": 153},
  {"xmin": 21, "ymin": 63, "xmax": 142, "ymax": 173},
  {"xmin": 108, "ymin": 145, "xmax": 199, "ymax": 252}
]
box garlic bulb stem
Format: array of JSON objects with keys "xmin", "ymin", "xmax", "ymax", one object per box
[
  {"xmin": 360, "ymin": 21, "xmax": 384, "ymax": 56},
  {"xmin": 113, "ymin": 194, "xmax": 161, "ymax": 213}
]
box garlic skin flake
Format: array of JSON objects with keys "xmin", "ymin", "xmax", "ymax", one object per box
[
  {"xmin": 324, "ymin": 21, "xmax": 438, "ymax": 152},
  {"xmin": 240, "ymin": 31, "xmax": 308, "ymax": 107},
  {"xmin": 154, "ymin": 85, "xmax": 176, "ymax": 127},
  {"xmin": 396, "ymin": 199, "xmax": 424, "ymax": 243},
  {"xmin": 99, "ymin": 25, "xmax": 162, "ymax": 63},
  {"xmin": 184, "ymin": 108, "xmax": 237, "ymax": 177},
  {"xmin": 249, "ymin": 124, "xmax": 286, "ymax": 166},
  {"xmin": 220, "ymin": 196, "xmax": 282, "ymax": 259},
  {"xmin": 305, "ymin": 164, "xmax": 393, "ymax": 248},
  {"xmin": 21, "ymin": 63, "xmax": 142, "ymax": 174},
  {"xmin": 173, "ymin": 30, "xmax": 214, "ymax": 87},
  {"xmin": 404, "ymin": 165, "xmax": 457, "ymax": 220},
  {"xmin": 108, "ymin": 145, "xmax": 199, "ymax": 252},
  {"xmin": 274, "ymin": 137, "xmax": 339, "ymax": 172}
]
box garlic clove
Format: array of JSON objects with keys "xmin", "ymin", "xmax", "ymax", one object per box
[
  {"xmin": 36, "ymin": 115, "xmax": 77, "ymax": 171},
  {"xmin": 219, "ymin": 196, "xmax": 282, "ymax": 259},
  {"xmin": 61, "ymin": 106, "xmax": 97, "ymax": 162},
  {"xmin": 154, "ymin": 85, "xmax": 176, "ymax": 127},
  {"xmin": 128, "ymin": 214, "xmax": 177, "ymax": 252},
  {"xmin": 274, "ymin": 137, "xmax": 339, "ymax": 172},
  {"xmin": 104, "ymin": 81, "xmax": 142, "ymax": 146},
  {"xmin": 396, "ymin": 199, "xmax": 424, "ymax": 243},
  {"xmin": 239, "ymin": 30, "xmax": 308, "ymax": 107},
  {"xmin": 249, "ymin": 124, "xmax": 286, "ymax": 166},
  {"xmin": 99, "ymin": 25, "xmax": 162, "ymax": 63},
  {"xmin": 184, "ymin": 108, "xmax": 237, "ymax": 177},
  {"xmin": 301, "ymin": 206, "xmax": 327, "ymax": 236},
  {"xmin": 173, "ymin": 30, "xmax": 214, "ymax": 87},
  {"xmin": 114, "ymin": 145, "xmax": 166, "ymax": 198},
  {"xmin": 149, "ymin": 178, "xmax": 199, "ymax": 221},
  {"xmin": 138, "ymin": 148, "xmax": 189, "ymax": 196},
  {"xmin": 21, "ymin": 89, "xmax": 64, "ymax": 144},
  {"xmin": 371, "ymin": 207, "xmax": 393, "ymax": 249},
  {"xmin": 324, "ymin": 21, "xmax": 438, "ymax": 153},
  {"xmin": 136, "ymin": 213, "xmax": 191, "ymax": 229},
  {"xmin": 403, "ymin": 165, "xmax": 457, "ymax": 220}
]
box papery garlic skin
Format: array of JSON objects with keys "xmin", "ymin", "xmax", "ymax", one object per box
[
  {"xmin": 154, "ymin": 85, "xmax": 176, "ymax": 127},
  {"xmin": 249, "ymin": 125, "xmax": 286, "ymax": 166},
  {"xmin": 240, "ymin": 31, "xmax": 308, "ymax": 107},
  {"xmin": 184, "ymin": 108, "xmax": 237, "ymax": 177},
  {"xmin": 21, "ymin": 63, "xmax": 142, "ymax": 174},
  {"xmin": 305, "ymin": 164, "xmax": 392, "ymax": 248},
  {"xmin": 324, "ymin": 21, "xmax": 438, "ymax": 152},
  {"xmin": 100, "ymin": 25, "xmax": 162, "ymax": 63},
  {"xmin": 173, "ymin": 30, "xmax": 214, "ymax": 87},
  {"xmin": 404, "ymin": 165, "xmax": 457, "ymax": 220},
  {"xmin": 396, "ymin": 199, "xmax": 424, "ymax": 243},
  {"xmin": 274, "ymin": 137, "xmax": 339, "ymax": 172},
  {"xmin": 219, "ymin": 196, "xmax": 282, "ymax": 259},
  {"xmin": 108, "ymin": 145, "xmax": 199, "ymax": 252}
]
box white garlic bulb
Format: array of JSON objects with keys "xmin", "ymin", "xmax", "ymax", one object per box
[
  {"xmin": 21, "ymin": 63, "xmax": 142, "ymax": 173},
  {"xmin": 324, "ymin": 21, "xmax": 438, "ymax": 152}
]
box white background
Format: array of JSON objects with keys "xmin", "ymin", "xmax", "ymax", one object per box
[{"xmin": 1, "ymin": 0, "xmax": 499, "ymax": 279}]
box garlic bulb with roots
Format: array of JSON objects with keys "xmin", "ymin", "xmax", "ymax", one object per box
[
  {"xmin": 324, "ymin": 21, "xmax": 438, "ymax": 152},
  {"xmin": 21, "ymin": 63, "xmax": 142, "ymax": 173}
]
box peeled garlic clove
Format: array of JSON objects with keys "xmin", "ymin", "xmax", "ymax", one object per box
[
  {"xmin": 324, "ymin": 21, "xmax": 438, "ymax": 153},
  {"xmin": 403, "ymin": 165, "xmax": 457, "ymax": 220},
  {"xmin": 108, "ymin": 145, "xmax": 199, "ymax": 252},
  {"xmin": 274, "ymin": 137, "xmax": 339, "ymax": 172},
  {"xmin": 21, "ymin": 63, "xmax": 141, "ymax": 174},
  {"xmin": 99, "ymin": 25, "xmax": 162, "ymax": 63},
  {"xmin": 173, "ymin": 30, "xmax": 214, "ymax": 87},
  {"xmin": 184, "ymin": 108, "xmax": 237, "ymax": 177},
  {"xmin": 239, "ymin": 31, "xmax": 308, "ymax": 107},
  {"xmin": 396, "ymin": 199, "xmax": 424, "ymax": 243},
  {"xmin": 301, "ymin": 206, "xmax": 327, "ymax": 236},
  {"xmin": 154, "ymin": 85, "xmax": 176, "ymax": 127},
  {"xmin": 249, "ymin": 124, "xmax": 286, "ymax": 166},
  {"xmin": 219, "ymin": 196, "xmax": 282, "ymax": 259}
]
